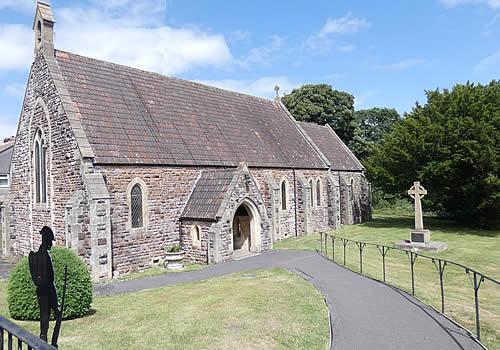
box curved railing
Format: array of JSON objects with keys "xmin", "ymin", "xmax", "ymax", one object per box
[
  {"xmin": 0, "ymin": 316, "xmax": 56, "ymax": 350},
  {"xmin": 318, "ymin": 231, "xmax": 499, "ymax": 343}
]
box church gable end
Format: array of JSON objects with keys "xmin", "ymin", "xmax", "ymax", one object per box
[{"xmin": 9, "ymin": 52, "xmax": 87, "ymax": 257}]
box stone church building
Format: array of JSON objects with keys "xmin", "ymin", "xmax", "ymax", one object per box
[{"xmin": 2, "ymin": 2, "xmax": 371, "ymax": 280}]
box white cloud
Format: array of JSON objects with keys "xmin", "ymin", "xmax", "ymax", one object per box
[
  {"xmin": 196, "ymin": 76, "xmax": 299, "ymax": 99},
  {"xmin": 306, "ymin": 13, "xmax": 368, "ymax": 52},
  {"xmin": 88, "ymin": 0, "xmax": 167, "ymax": 26},
  {"xmin": 238, "ymin": 35, "xmax": 284, "ymax": 67},
  {"xmin": 319, "ymin": 13, "xmax": 370, "ymax": 37},
  {"xmin": 0, "ymin": 24, "xmax": 33, "ymax": 71},
  {"xmin": 482, "ymin": 13, "xmax": 500, "ymax": 36},
  {"xmin": 378, "ymin": 58, "xmax": 425, "ymax": 70},
  {"xmin": 228, "ymin": 30, "xmax": 251, "ymax": 42},
  {"xmin": 4, "ymin": 83, "xmax": 26, "ymax": 97},
  {"xmin": 474, "ymin": 49, "xmax": 500, "ymax": 73},
  {"xmin": 53, "ymin": 4, "xmax": 232, "ymax": 76},
  {"xmin": 0, "ymin": 0, "xmax": 34, "ymax": 12},
  {"xmin": 439, "ymin": 0, "xmax": 500, "ymax": 8},
  {"xmin": 338, "ymin": 44, "xmax": 356, "ymax": 52},
  {"xmin": 354, "ymin": 91, "xmax": 377, "ymax": 109},
  {"xmin": 0, "ymin": 2, "xmax": 233, "ymax": 76}
]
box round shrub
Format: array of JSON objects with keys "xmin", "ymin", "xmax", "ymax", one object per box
[{"xmin": 8, "ymin": 246, "xmax": 93, "ymax": 320}]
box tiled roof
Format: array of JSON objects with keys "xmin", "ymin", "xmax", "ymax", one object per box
[
  {"xmin": 55, "ymin": 50, "xmax": 326, "ymax": 169},
  {"xmin": 298, "ymin": 122, "xmax": 364, "ymax": 171},
  {"xmin": 181, "ymin": 169, "xmax": 237, "ymax": 221}
]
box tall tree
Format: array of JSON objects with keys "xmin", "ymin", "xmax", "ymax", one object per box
[
  {"xmin": 349, "ymin": 107, "xmax": 401, "ymax": 160},
  {"xmin": 365, "ymin": 80, "xmax": 500, "ymax": 227},
  {"xmin": 355, "ymin": 107, "xmax": 401, "ymax": 142},
  {"xmin": 282, "ymin": 84, "xmax": 356, "ymax": 143}
]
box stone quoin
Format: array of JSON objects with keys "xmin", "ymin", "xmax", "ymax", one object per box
[{"xmin": 2, "ymin": 1, "xmax": 371, "ymax": 280}]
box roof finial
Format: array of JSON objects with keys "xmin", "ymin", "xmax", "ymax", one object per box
[{"xmin": 274, "ymin": 85, "xmax": 281, "ymax": 102}]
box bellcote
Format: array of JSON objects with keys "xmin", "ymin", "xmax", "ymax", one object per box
[{"xmin": 33, "ymin": 1, "xmax": 55, "ymax": 57}]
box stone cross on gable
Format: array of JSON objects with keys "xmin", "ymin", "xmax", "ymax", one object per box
[
  {"xmin": 274, "ymin": 85, "xmax": 280, "ymax": 102},
  {"xmin": 408, "ymin": 181, "xmax": 427, "ymax": 231}
]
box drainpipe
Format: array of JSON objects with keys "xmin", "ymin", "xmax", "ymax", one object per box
[{"xmin": 293, "ymin": 169, "xmax": 298, "ymax": 237}]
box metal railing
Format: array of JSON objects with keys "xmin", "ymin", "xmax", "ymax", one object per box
[
  {"xmin": 319, "ymin": 232, "xmax": 499, "ymax": 342},
  {"xmin": 0, "ymin": 316, "xmax": 56, "ymax": 350}
]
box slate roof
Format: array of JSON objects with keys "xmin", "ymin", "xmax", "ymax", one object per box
[
  {"xmin": 0, "ymin": 141, "xmax": 14, "ymax": 174},
  {"xmin": 54, "ymin": 50, "xmax": 327, "ymax": 169},
  {"xmin": 298, "ymin": 122, "xmax": 364, "ymax": 171},
  {"xmin": 181, "ymin": 169, "xmax": 237, "ymax": 221}
]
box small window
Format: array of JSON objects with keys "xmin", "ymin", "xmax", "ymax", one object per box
[
  {"xmin": 191, "ymin": 225, "xmax": 202, "ymax": 247},
  {"xmin": 309, "ymin": 179, "xmax": 315, "ymax": 207},
  {"xmin": 130, "ymin": 184, "xmax": 143, "ymax": 228},
  {"xmin": 37, "ymin": 21, "xmax": 42, "ymax": 44},
  {"xmin": 316, "ymin": 179, "xmax": 322, "ymax": 207},
  {"xmin": 281, "ymin": 179, "xmax": 288, "ymax": 210},
  {"xmin": 0, "ymin": 174, "xmax": 9, "ymax": 188}
]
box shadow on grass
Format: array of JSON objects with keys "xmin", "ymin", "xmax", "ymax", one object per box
[{"xmin": 362, "ymin": 216, "xmax": 500, "ymax": 238}]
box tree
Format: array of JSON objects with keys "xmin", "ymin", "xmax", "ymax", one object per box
[
  {"xmin": 282, "ymin": 84, "xmax": 356, "ymax": 143},
  {"xmin": 355, "ymin": 107, "xmax": 401, "ymax": 142},
  {"xmin": 349, "ymin": 107, "xmax": 401, "ymax": 160},
  {"xmin": 365, "ymin": 80, "xmax": 500, "ymax": 227}
]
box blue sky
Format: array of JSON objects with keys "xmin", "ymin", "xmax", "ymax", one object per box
[{"xmin": 0, "ymin": 0, "xmax": 498, "ymax": 140}]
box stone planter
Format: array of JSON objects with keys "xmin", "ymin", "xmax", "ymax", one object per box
[{"xmin": 165, "ymin": 251, "xmax": 185, "ymax": 270}]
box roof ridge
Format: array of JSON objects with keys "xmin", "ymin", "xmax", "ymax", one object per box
[{"xmin": 54, "ymin": 49, "xmax": 276, "ymax": 105}]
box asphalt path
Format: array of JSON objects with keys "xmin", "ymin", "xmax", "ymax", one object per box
[{"xmin": 94, "ymin": 250, "xmax": 482, "ymax": 350}]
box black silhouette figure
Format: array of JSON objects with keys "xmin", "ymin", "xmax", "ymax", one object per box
[{"xmin": 28, "ymin": 226, "xmax": 67, "ymax": 348}]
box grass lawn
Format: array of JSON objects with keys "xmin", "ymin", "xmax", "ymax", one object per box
[
  {"xmin": 275, "ymin": 211, "xmax": 500, "ymax": 350},
  {"xmin": 0, "ymin": 269, "xmax": 329, "ymax": 349}
]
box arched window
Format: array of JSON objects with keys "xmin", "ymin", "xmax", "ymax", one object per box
[
  {"xmin": 33, "ymin": 129, "xmax": 47, "ymax": 204},
  {"xmin": 350, "ymin": 179, "xmax": 355, "ymax": 199},
  {"xmin": 191, "ymin": 225, "xmax": 202, "ymax": 247},
  {"xmin": 309, "ymin": 179, "xmax": 315, "ymax": 207},
  {"xmin": 280, "ymin": 179, "xmax": 288, "ymax": 210},
  {"xmin": 316, "ymin": 178, "xmax": 322, "ymax": 207},
  {"xmin": 130, "ymin": 184, "xmax": 143, "ymax": 228}
]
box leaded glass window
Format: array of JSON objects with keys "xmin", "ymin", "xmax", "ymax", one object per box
[
  {"xmin": 34, "ymin": 141, "xmax": 41, "ymax": 203},
  {"xmin": 33, "ymin": 129, "xmax": 47, "ymax": 204},
  {"xmin": 309, "ymin": 179, "xmax": 314, "ymax": 207},
  {"xmin": 131, "ymin": 184, "xmax": 143, "ymax": 228},
  {"xmin": 41, "ymin": 140, "xmax": 47, "ymax": 203},
  {"xmin": 316, "ymin": 179, "xmax": 321, "ymax": 207},
  {"xmin": 281, "ymin": 180, "xmax": 287, "ymax": 210}
]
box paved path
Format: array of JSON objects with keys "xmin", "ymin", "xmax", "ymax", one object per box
[{"xmin": 95, "ymin": 250, "xmax": 482, "ymax": 350}]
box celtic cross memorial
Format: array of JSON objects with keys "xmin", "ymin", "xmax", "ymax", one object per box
[{"xmin": 408, "ymin": 181, "xmax": 430, "ymax": 244}]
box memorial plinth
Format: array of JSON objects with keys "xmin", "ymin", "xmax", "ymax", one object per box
[{"xmin": 394, "ymin": 181, "xmax": 448, "ymax": 252}]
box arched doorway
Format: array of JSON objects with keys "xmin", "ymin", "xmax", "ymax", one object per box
[{"xmin": 231, "ymin": 199, "xmax": 261, "ymax": 258}]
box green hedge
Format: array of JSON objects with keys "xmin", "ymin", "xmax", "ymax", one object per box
[{"xmin": 8, "ymin": 246, "xmax": 93, "ymax": 320}]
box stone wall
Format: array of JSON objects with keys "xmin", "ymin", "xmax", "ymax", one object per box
[
  {"xmin": 180, "ymin": 220, "xmax": 210, "ymax": 264},
  {"xmin": 337, "ymin": 171, "xmax": 371, "ymax": 225},
  {"xmin": 250, "ymin": 168, "xmax": 332, "ymax": 240},
  {"xmin": 250, "ymin": 169, "xmax": 297, "ymax": 240},
  {"xmin": 8, "ymin": 53, "xmax": 85, "ymax": 256},
  {"xmin": 96, "ymin": 165, "xmax": 201, "ymax": 275},
  {"xmin": 299, "ymin": 169, "xmax": 331, "ymax": 234}
]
